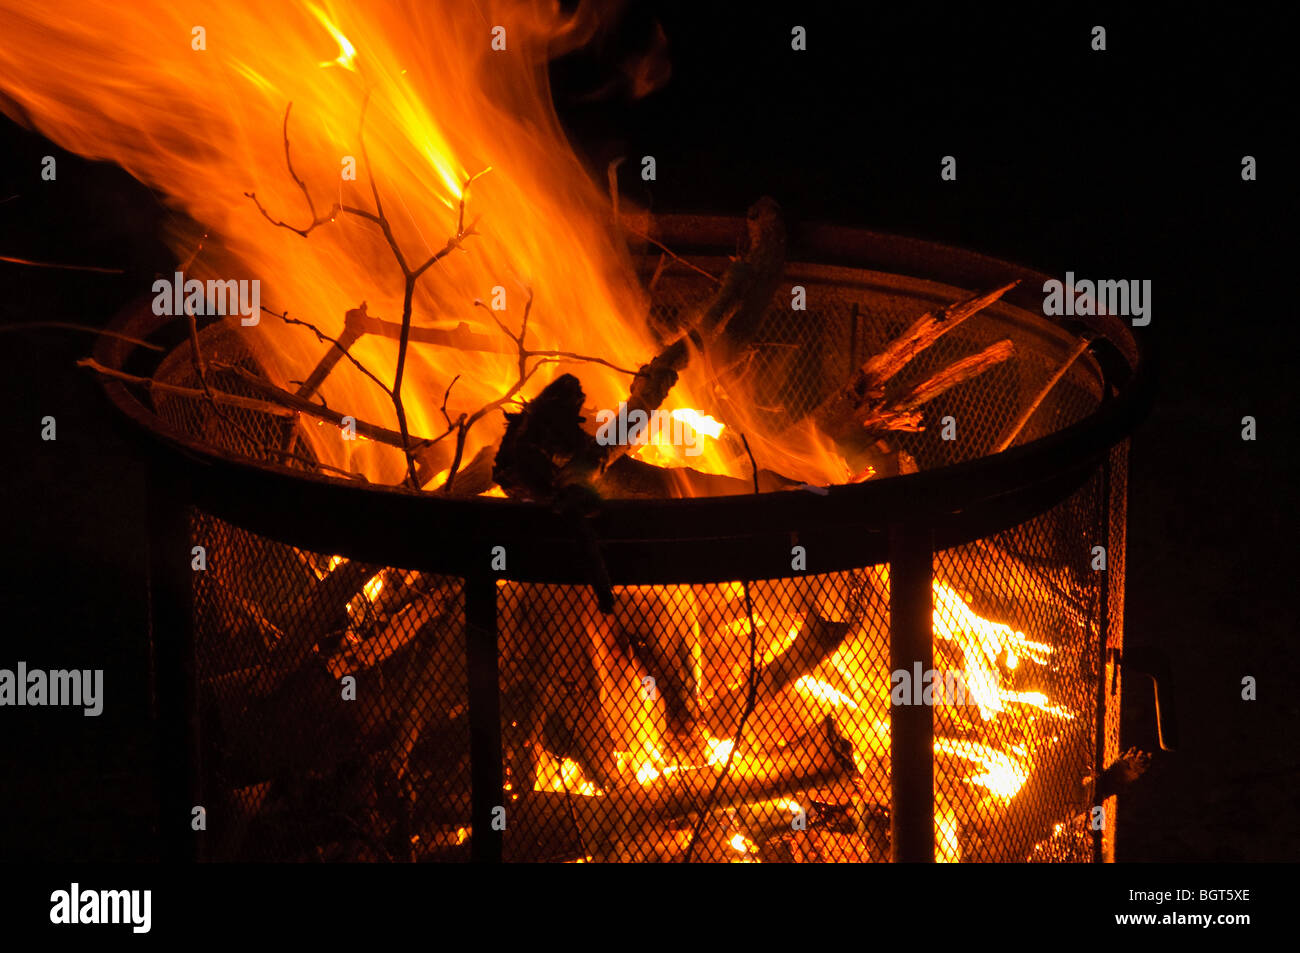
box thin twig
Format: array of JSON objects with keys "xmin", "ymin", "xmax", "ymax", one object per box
[
  {"xmin": 440, "ymin": 374, "xmax": 462, "ymax": 430},
  {"xmin": 739, "ymin": 433, "xmax": 760, "ymax": 494},
  {"xmin": 77, "ymin": 358, "xmax": 294, "ymax": 416},
  {"xmin": 621, "ymin": 222, "xmax": 721, "ymax": 285},
  {"xmin": 0, "ymin": 255, "xmax": 124, "ymax": 274},
  {"xmin": 243, "ymin": 103, "xmax": 340, "ymax": 237},
  {"xmin": 994, "ymin": 336, "xmax": 1093, "ymax": 452},
  {"xmin": 263, "ymin": 305, "xmax": 392, "ymax": 397},
  {"xmin": 2, "ymin": 323, "xmax": 164, "ymax": 351}
]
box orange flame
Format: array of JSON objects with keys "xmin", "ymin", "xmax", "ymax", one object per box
[{"xmin": 0, "ymin": 0, "xmax": 756, "ymax": 484}]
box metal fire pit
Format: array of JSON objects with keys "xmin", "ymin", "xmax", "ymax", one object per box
[{"xmin": 95, "ymin": 218, "xmax": 1152, "ymax": 863}]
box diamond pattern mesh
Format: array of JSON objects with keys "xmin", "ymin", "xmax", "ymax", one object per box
[
  {"xmin": 144, "ymin": 263, "xmax": 1126, "ymax": 862},
  {"xmin": 188, "ymin": 516, "xmax": 471, "ymax": 861}
]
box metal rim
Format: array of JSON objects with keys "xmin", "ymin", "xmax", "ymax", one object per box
[{"xmin": 94, "ymin": 221, "xmax": 1152, "ymax": 584}]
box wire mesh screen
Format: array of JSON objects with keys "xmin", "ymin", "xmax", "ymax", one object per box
[
  {"xmin": 138, "ymin": 251, "xmax": 1125, "ymax": 862},
  {"xmin": 188, "ymin": 514, "xmax": 471, "ymax": 861},
  {"xmin": 495, "ymin": 459, "xmax": 1122, "ymax": 862},
  {"xmin": 498, "ymin": 574, "xmax": 890, "ymax": 862}
]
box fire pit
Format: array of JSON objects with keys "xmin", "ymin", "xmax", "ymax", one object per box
[{"xmin": 95, "ymin": 217, "xmax": 1151, "ymax": 863}]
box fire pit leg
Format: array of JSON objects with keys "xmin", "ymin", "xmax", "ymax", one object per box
[
  {"xmin": 147, "ymin": 466, "xmax": 200, "ymax": 862},
  {"xmin": 888, "ymin": 525, "xmax": 935, "ymax": 863},
  {"xmin": 465, "ymin": 574, "xmax": 503, "ymax": 862}
]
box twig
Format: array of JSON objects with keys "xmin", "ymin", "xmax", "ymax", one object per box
[
  {"xmin": 247, "ymin": 98, "xmax": 486, "ymax": 489},
  {"xmin": 209, "ymin": 360, "xmax": 445, "ymax": 451},
  {"xmin": 243, "ymin": 103, "xmax": 340, "ymax": 237},
  {"xmin": 77, "ymin": 358, "xmax": 295, "ymax": 417},
  {"xmin": 265, "ymin": 305, "xmax": 392, "ymax": 398},
  {"xmin": 2, "ymin": 323, "xmax": 164, "ymax": 352},
  {"xmin": 0, "ymin": 255, "xmax": 124, "ymax": 274},
  {"xmin": 439, "ymin": 375, "xmax": 462, "ymax": 430},
  {"xmin": 740, "ymin": 433, "xmax": 760, "ymax": 494},
  {"xmin": 994, "ymin": 336, "xmax": 1093, "ymax": 452},
  {"xmin": 620, "ymin": 222, "xmax": 721, "ymax": 285}
]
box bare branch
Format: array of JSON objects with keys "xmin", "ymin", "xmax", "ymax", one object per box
[
  {"xmin": 244, "ymin": 103, "xmax": 340, "ymax": 237},
  {"xmin": 263, "ymin": 305, "xmax": 392, "ymax": 398}
]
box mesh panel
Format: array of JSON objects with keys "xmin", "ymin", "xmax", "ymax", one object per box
[
  {"xmin": 190, "ymin": 514, "xmax": 471, "ymax": 861},
  {"xmin": 497, "ymin": 573, "xmax": 891, "ymax": 862}
]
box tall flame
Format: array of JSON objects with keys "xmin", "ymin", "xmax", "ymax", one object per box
[{"xmin": 0, "ymin": 0, "xmax": 735, "ymax": 482}]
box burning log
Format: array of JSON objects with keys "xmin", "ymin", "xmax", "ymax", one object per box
[
  {"xmin": 512, "ymin": 714, "xmax": 856, "ymax": 859},
  {"xmin": 599, "ymin": 455, "xmax": 797, "ymax": 498},
  {"xmin": 492, "ymin": 374, "xmax": 605, "ymax": 502},
  {"xmin": 702, "ymin": 610, "xmax": 853, "ymax": 736}
]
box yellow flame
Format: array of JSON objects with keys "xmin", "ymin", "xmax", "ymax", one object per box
[
  {"xmin": 793, "ymin": 675, "xmax": 858, "ymax": 709},
  {"xmin": 935, "ymin": 738, "xmax": 1029, "ymax": 800},
  {"xmin": 307, "ymin": 3, "xmax": 357, "ymax": 71},
  {"xmin": 670, "ymin": 407, "xmax": 724, "ymax": 439}
]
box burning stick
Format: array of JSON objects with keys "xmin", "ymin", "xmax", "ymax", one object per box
[{"xmin": 701, "ymin": 611, "xmax": 854, "ymax": 736}]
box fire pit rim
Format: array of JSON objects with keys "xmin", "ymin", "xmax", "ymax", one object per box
[{"xmin": 93, "ymin": 223, "xmax": 1152, "ymax": 583}]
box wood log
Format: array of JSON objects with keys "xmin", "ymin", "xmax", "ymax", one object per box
[
  {"xmin": 854, "ymin": 338, "xmax": 1016, "ymax": 432},
  {"xmin": 702, "ymin": 610, "xmax": 853, "ymax": 735},
  {"xmin": 492, "ymin": 374, "xmax": 605, "ymax": 502},
  {"xmin": 598, "ymin": 455, "xmax": 797, "ymax": 498},
  {"xmin": 813, "ymin": 281, "xmax": 1018, "ymax": 445},
  {"xmin": 510, "ymin": 714, "xmax": 855, "ymax": 858}
]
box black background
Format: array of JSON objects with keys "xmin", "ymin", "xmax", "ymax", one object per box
[{"xmin": 0, "ymin": 4, "xmax": 1295, "ymax": 863}]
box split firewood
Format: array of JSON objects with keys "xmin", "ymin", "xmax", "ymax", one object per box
[
  {"xmin": 961, "ymin": 719, "xmax": 1090, "ymax": 862},
  {"xmin": 813, "ymin": 281, "xmax": 1019, "ymax": 447},
  {"xmin": 499, "ymin": 582, "xmax": 619, "ymax": 790},
  {"xmin": 852, "ymin": 338, "xmax": 1016, "ymax": 433},
  {"xmin": 519, "ymin": 714, "xmax": 856, "ymax": 858},
  {"xmin": 610, "ymin": 584, "xmax": 702, "ymax": 736}
]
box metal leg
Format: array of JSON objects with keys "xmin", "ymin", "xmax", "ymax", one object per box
[
  {"xmin": 147, "ymin": 466, "xmax": 199, "ymax": 862},
  {"xmin": 889, "ymin": 524, "xmax": 935, "ymax": 863}
]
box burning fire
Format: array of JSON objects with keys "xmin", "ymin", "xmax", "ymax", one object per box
[
  {"xmin": 0, "ymin": 0, "xmax": 845, "ymax": 488},
  {"xmin": 0, "ymin": 1, "xmax": 1086, "ymax": 860}
]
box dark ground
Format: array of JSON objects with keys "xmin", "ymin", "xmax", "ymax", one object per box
[{"xmin": 0, "ymin": 5, "xmax": 1295, "ymax": 862}]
